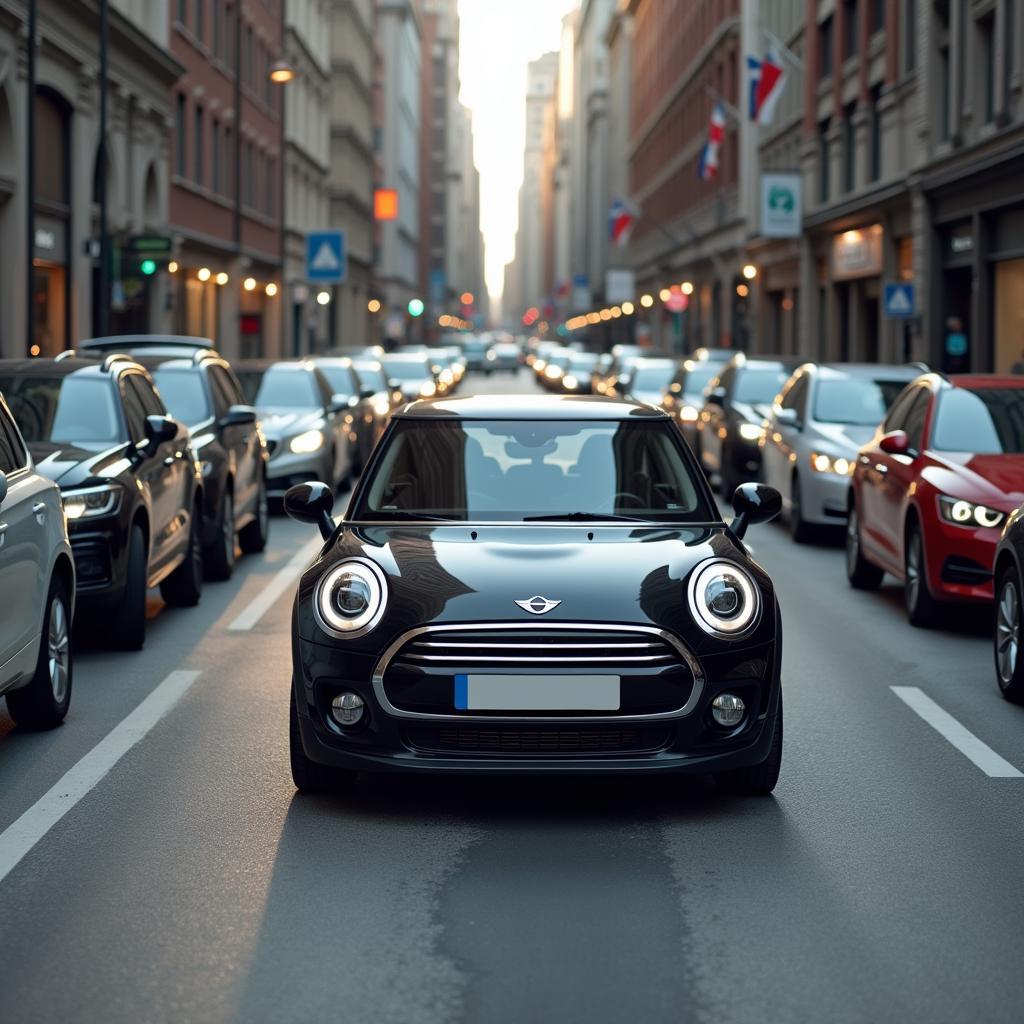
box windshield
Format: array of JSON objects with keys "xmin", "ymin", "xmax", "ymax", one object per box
[
  {"xmin": 382, "ymin": 357, "xmax": 432, "ymax": 382},
  {"xmin": 0, "ymin": 375, "xmax": 125, "ymax": 448},
  {"xmin": 318, "ymin": 364, "xmax": 358, "ymax": 399},
  {"xmin": 735, "ymin": 368, "xmax": 790, "ymax": 405},
  {"xmin": 813, "ymin": 377, "xmax": 908, "ymax": 425},
  {"xmin": 354, "ymin": 362, "xmax": 388, "ymax": 393},
  {"xmin": 681, "ymin": 365, "xmax": 718, "ymax": 399},
  {"xmin": 931, "ymin": 388, "xmax": 1024, "ymax": 453},
  {"xmin": 631, "ymin": 364, "xmax": 675, "ymax": 392},
  {"xmin": 356, "ymin": 419, "xmax": 710, "ymax": 522},
  {"xmin": 152, "ymin": 369, "xmax": 211, "ymax": 426},
  {"xmin": 237, "ymin": 368, "xmax": 319, "ymax": 409}
]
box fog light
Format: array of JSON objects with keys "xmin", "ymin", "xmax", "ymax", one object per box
[
  {"xmin": 331, "ymin": 692, "xmax": 365, "ymax": 727},
  {"xmin": 711, "ymin": 693, "xmax": 745, "ymax": 727}
]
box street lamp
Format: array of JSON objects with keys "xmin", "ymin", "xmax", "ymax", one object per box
[
  {"xmin": 269, "ymin": 59, "xmax": 296, "ymax": 84},
  {"xmin": 742, "ymin": 263, "xmax": 758, "ymax": 280}
]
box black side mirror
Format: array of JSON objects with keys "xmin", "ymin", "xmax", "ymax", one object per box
[
  {"xmin": 360, "ymin": 387, "xmax": 375, "ymax": 400},
  {"xmin": 284, "ymin": 481, "xmax": 335, "ymax": 540},
  {"xmin": 775, "ymin": 407, "xmax": 801, "ymax": 430},
  {"xmin": 144, "ymin": 414, "xmax": 178, "ymax": 447},
  {"xmin": 0, "ymin": 470, "xmax": 7, "ymax": 508},
  {"xmin": 730, "ymin": 482, "xmax": 781, "ymax": 540},
  {"xmin": 221, "ymin": 404, "xmax": 257, "ymax": 428}
]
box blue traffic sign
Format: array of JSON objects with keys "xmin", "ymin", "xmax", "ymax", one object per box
[
  {"xmin": 884, "ymin": 282, "xmax": 916, "ymax": 319},
  {"xmin": 306, "ymin": 231, "xmax": 346, "ymax": 284}
]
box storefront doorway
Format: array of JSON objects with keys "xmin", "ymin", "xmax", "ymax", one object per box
[{"xmin": 994, "ymin": 259, "xmax": 1024, "ymax": 374}]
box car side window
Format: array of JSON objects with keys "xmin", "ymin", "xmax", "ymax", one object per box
[
  {"xmin": 119, "ymin": 376, "xmax": 148, "ymax": 443},
  {"xmin": 313, "ymin": 369, "xmax": 334, "ymax": 408},
  {"xmin": 0, "ymin": 409, "xmax": 18, "ymax": 474},
  {"xmin": 221, "ymin": 366, "xmax": 248, "ymax": 406},
  {"xmin": 883, "ymin": 386, "xmax": 915, "ymax": 432},
  {"xmin": 208, "ymin": 366, "xmax": 235, "ymax": 418},
  {"xmin": 902, "ymin": 388, "xmax": 931, "ymax": 453},
  {"xmin": 134, "ymin": 375, "xmax": 168, "ymax": 418},
  {"xmin": 717, "ymin": 367, "xmax": 735, "ymax": 398},
  {"xmin": 780, "ymin": 374, "xmax": 807, "ymax": 415},
  {"xmin": 0, "ymin": 404, "xmax": 28, "ymax": 472}
]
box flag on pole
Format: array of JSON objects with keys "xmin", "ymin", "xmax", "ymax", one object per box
[
  {"xmin": 750, "ymin": 46, "xmax": 787, "ymax": 124},
  {"xmin": 608, "ymin": 197, "xmax": 640, "ymax": 246},
  {"xmin": 697, "ymin": 104, "xmax": 727, "ymax": 181},
  {"xmin": 746, "ymin": 55, "xmax": 762, "ymax": 119}
]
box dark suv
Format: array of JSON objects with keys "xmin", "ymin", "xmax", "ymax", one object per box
[
  {"xmin": 0, "ymin": 354, "xmax": 204, "ymax": 649},
  {"xmin": 80, "ymin": 337, "xmax": 269, "ymax": 580}
]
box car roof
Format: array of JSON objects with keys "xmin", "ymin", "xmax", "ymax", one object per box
[
  {"xmin": 725, "ymin": 354, "xmax": 800, "ymax": 370},
  {"xmin": 0, "ymin": 356, "xmax": 136, "ymax": 378},
  {"xmin": 630, "ymin": 356, "xmax": 675, "ymax": 367},
  {"xmin": 812, "ymin": 362, "xmax": 924, "ymax": 381},
  {"xmin": 311, "ymin": 356, "xmax": 353, "ymax": 367},
  {"xmin": 396, "ymin": 395, "xmax": 668, "ymax": 420},
  {"xmin": 948, "ymin": 374, "xmax": 1024, "ymax": 389},
  {"xmin": 233, "ymin": 359, "xmax": 316, "ymax": 372}
]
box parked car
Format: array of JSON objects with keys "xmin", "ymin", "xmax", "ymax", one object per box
[
  {"xmin": 461, "ymin": 336, "xmax": 491, "ymax": 373},
  {"xmin": 283, "ymin": 394, "xmax": 784, "ymax": 796},
  {"xmin": 660, "ymin": 359, "xmax": 726, "ymax": 455},
  {"xmin": 538, "ymin": 348, "xmax": 573, "ymax": 390},
  {"xmin": 427, "ymin": 348, "xmax": 460, "ymax": 395},
  {"xmin": 530, "ymin": 340, "xmax": 563, "ymax": 379},
  {"xmin": 846, "ymin": 374, "xmax": 1024, "ymax": 626},
  {"xmin": 80, "ymin": 336, "xmax": 269, "ymax": 579},
  {"xmin": 0, "ymin": 355, "xmax": 204, "ymax": 649},
  {"xmin": 761, "ymin": 363, "xmax": 920, "ymax": 541},
  {"xmin": 380, "ymin": 352, "xmax": 441, "ymax": 402},
  {"xmin": 352, "ymin": 357, "xmax": 403, "ymax": 434},
  {"xmin": 0, "ymin": 394, "xmax": 75, "ymax": 727},
  {"xmin": 697, "ymin": 355, "xmax": 799, "ymax": 493},
  {"xmin": 558, "ymin": 350, "xmax": 600, "ymax": 394},
  {"xmin": 313, "ymin": 356, "xmax": 379, "ymax": 474},
  {"xmin": 993, "ymin": 506, "xmax": 1024, "ymax": 703},
  {"xmin": 235, "ymin": 360, "xmax": 353, "ymax": 499},
  {"xmin": 592, "ymin": 345, "xmax": 645, "ymax": 396},
  {"xmin": 486, "ymin": 341, "xmax": 521, "ymax": 373},
  {"xmin": 613, "ymin": 356, "xmax": 677, "ymax": 405}
]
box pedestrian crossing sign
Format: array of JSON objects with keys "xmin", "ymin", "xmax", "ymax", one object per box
[
  {"xmin": 884, "ymin": 282, "xmax": 916, "ymax": 319},
  {"xmin": 306, "ymin": 231, "xmax": 347, "ymax": 284}
]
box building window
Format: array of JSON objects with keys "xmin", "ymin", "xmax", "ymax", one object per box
[
  {"xmin": 225, "ymin": 3, "xmax": 236, "ymax": 71},
  {"xmin": 194, "ymin": 105, "xmax": 204, "ymax": 185},
  {"xmin": 844, "ymin": 0, "xmax": 859, "ymax": 58},
  {"xmin": 267, "ymin": 157, "xmax": 276, "ymax": 218},
  {"xmin": 869, "ymin": 86, "xmax": 882, "ymax": 182},
  {"xmin": 224, "ymin": 125, "xmax": 233, "ymax": 193},
  {"xmin": 819, "ymin": 16, "xmax": 834, "ymax": 78},
  {"xmin": 244, "ymin": 142, "xmax": 253, "ymax": 207},
  {"xmin": 979, "ymin": 14, "xmax": 996, "ymax": 124},
  {"xmin": 213, "ymin": 0, "xmax": 221, "ymax": 57},
  {"xmin": 871, "ymin": 0, "xmax": 885, "ymax": 33},
  {"xmin": 904, "ymin": 0, "xmax": 917, "ymax": 71},
  {"xmin": 939, "ymin": 45, "xmax": 951, "ymax": 141},
  {"xmin": 175, "ymin": 93, "xmax": 186, "ymax": 176},
  {"xmin": 177, "ymin": 0, "xmax": 187, "ymax": 25},
  {"xmin": 819, "ymin": 118, "xmax": 831, "ymax": 202},
  {"xmin": 843, "ymin": 104, "xmax": 856, "ymax": 192},
  {"xmin": 195, "ymin": 0, "xmax": 204, "ymax": 43},
  {"xmin": 212, "ymin": 118, "xmax": 220, "ymax": 194}
]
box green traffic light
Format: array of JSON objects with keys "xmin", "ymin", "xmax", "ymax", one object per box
[
  {"xmin": 140, "ymin": 259, "xmax": 157, "ymax": 276},
  {"xmin": 407, "ymin": 298, "xmax": 425, "ymax": 317}
]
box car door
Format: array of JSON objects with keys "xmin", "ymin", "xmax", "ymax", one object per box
[
  {"xmin": 0, "ymin": 404, "xmax": 48, "ymax": 679},
  {"xmin": 764, "ymin": 372, "xmax": 807, "ymax": 501},
  {"xmin": 211, "ymin": 364, "xmax": 259, "ymax": 516}
]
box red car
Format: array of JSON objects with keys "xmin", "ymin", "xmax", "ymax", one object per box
[{"xmin": 846, "ymin": 373, "xmax": 1024, "ymax": 626}]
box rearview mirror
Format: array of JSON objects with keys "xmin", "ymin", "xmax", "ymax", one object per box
[
  {"xmin": 0, "ymin": 470, "xmax": 7, "ymax": 508},
  {"xmin": 144, "ymin": 414, "xmax": 178, "ymax": 447},
  {"xmin": 775, "ymin": 407, "xmax": 800, "ymax": 429},
  {"xmin": 220, "ymin": 404, "xmax": 257, "ymax": 427},
  {"xmin": 284, "ymin": 481, "xmax": 335, "ymax": 540},
  {"xmin": 879, "ymin": 430, "xmax": 910, "ymax": 455},
  {"xmin": 731, "ymin": 482, "xmax": 781, "ymax": 540}
]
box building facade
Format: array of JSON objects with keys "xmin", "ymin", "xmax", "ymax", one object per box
[
  {"xmin": 168, "ymin": 0, "xmax": 285, "ymax": 359},
  {"xmin": 0, "ymin": 0, "xmax": 181, "ymax": 358}
]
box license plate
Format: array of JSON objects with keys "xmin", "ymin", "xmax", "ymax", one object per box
[{"xmin": 454, "ymin": 673, "xmax": 621, "ymax": 711}]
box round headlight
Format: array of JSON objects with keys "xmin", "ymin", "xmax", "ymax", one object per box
[
  {"xmin": 687, "ymin": 558, "xmax": 761, "ymax": 639},
  {"xmin": 315, "ymin": 559, "xmax": 388, "ymax": 637}
]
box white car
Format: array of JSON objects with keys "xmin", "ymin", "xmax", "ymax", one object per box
[
  {"xmin": 0, "ymin": 394, "xmax": 75, "ymax": 728},
  {"xmin": 761, "ymin": 363, "xmax": 922, "ymax": 542}
]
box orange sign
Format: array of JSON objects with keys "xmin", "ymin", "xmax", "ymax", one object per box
[{"xmin": 374, "ymin": 189, "xmax": 399, "ymax": 221}]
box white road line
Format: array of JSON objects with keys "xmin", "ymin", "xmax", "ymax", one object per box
[
  {"xmin": 228, "ymin": 534, "xmax": 323, "ymax": 631},
  {"xmin": 0, "ymin": 670, "xmax": 201, "ymax": 887},
  {"xmin": 891, "ymin": 686, "xmax": 1024, "ymax": 779}
]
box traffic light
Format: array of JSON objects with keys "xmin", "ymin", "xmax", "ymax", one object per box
[
  {"xmin": 407, "ymin": 298, "xmax": 425, "ymax": 317},
  {"xmin": 140, "ymin": 258, "xmax": 157, "ymax": 276}
]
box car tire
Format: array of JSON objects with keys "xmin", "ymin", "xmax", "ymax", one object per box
[
  {"xmin": 6, "ymin": 576, "xmax": 73, "ymax": 730},
  {"xmin": 289, "ymin": 685, "xmax": 357, "ymax": 793},
  {"xmin": 904, "ymin": 520, "xmax": 941, "ymax": 628},
  {"xmin": 994, "ymin": 565, "xmax": 1024, "ymax": 703},
  {"xmin": 109, "ymin": 523, "xmax": 148, "ymax": 650},
  {"xmin": 204, "ymin": 488, "xmax": 235, "ymax": 582},
  {"xmin": 789, "ymin": 472, "xmax": 812, "ymax": 544},
  {"xmin": 845, "ymin": 500, "xmax": 883, "ymax": 590},
  {"xmin": 161, "ymin": 501, "xmax": 203, "ymax": 608},
  {"xmin": 713, "ymin": 692, "xmax": 783, "ymax": 796},
  {"xmin": 239, "ymin": 476, "xmax": 270, "ymax": 554}
]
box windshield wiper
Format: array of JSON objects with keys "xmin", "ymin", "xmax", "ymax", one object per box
[
  {"xmin": 371, "ymin": 510, "xmax": 461, "ymax": 522},
  {"xmin": 521, "ymin": 512, "xmax": 652, "ymax": 523}
]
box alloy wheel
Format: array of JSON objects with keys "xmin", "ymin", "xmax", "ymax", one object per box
[
  {"xmin": 906, "ymin": 532, "xmax": 922, "ymax": 610},
  {"xmin": 48, "ymin": 595, "xmax": 70, "ymax": 704},
  {"xmin": 223, "ymin": 493, "xmax": 236, "ymax": 569},
  {"xmin": 997, "ymin": 577, "xmax": 1020, "ymax": 685},
  {"xmin": 846, "ymin": 508, "xmax": 859, "ymax": 575}
]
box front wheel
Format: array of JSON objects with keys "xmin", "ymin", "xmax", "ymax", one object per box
[
  {"xmin": 994, "ymin": 566, "xmax": 1024, "ymax": 703},
  {"xmin": 6, "ymin": 576, "xmax": 73, "ymax": 729},
  {"xmin": 289, "ymin": 686, "xmax": 358, "ymax": 793},
  {"xmin": 846, "ymin": 501, "xmax": 883, "ymax": 590},
  {"xmin": 904, "ymin": 521, "xmax": 940, "ymax": 628},
  {"xmin": 713, "ymin": 693, "xmax": 783, "ymax": 796}
]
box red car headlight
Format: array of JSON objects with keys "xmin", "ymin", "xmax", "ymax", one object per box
[{"xmin": 937, "ymin": 495, "xmax": 1006, "ymax": 529}]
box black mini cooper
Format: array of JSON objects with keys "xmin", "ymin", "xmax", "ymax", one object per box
[{"xmin": 285, "ymin": 395, "xmax": 784, "ymax": 795}]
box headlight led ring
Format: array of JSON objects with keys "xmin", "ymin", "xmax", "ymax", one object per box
[
  {"xmin": 686, "ymin": 558, "xmax": 762, "ymax": 640},
  {"xmin": 314, "ymin": 558, "xmax": 389, "ymax": 638}
]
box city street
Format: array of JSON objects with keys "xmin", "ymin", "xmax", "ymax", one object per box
[{"xmin": 0, "ymin": 369, "xmax": 1022, "ymax": 1024}]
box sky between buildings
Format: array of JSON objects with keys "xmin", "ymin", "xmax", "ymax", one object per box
[{"xmin": 458, "ymin": 0, "xmax": 578, "ymax": 308}]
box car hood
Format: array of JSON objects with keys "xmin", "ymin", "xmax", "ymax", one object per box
[
  {"xmin": 29, "ymin": 440, "xmax": 134, "ymax": 489},
  {"xmin": 925, "ymin": 453, "xmax": 1024, "ymax": 508},
  {"xmin": 297, "ymin": 522, "xmax": 777, "ymax": 656},
  {"xmin": 805, "ymin": 422, "xmax": 876, "ymax": 455},
  {"xmin": 258, "ymin": 409, "xmax": 324, "ymax": 441}
]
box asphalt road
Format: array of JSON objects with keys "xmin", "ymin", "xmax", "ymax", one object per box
[{"xmin": 1, "ymin": 368, "xmax": 1023, "ymax": 1024}]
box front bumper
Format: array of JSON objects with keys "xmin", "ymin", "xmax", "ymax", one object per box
[
  {"xmin": 800, "ymin": 471, "xmax": 851, "ymax": 525},
  {"xmin": 266, "ymin": 447, "xmax": 328, "ymax": 496},
  {"xmin": 926, "ymin": 518, "xmax": 1000, "ymax": 602}
]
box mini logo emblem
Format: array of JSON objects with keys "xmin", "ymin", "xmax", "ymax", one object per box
[{"xmin": 515, "ymin": 595, "xmax": 561, "ymax": 615}]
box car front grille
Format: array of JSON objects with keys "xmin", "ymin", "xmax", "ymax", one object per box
[{"xmin": 405, "ymin": 726, "xmax": 670, "ymax": 755}]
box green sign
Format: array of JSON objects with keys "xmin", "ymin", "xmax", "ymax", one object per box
[{"xmin": 126, "ymin": 235, "xmax": 173, "ymax": 255}]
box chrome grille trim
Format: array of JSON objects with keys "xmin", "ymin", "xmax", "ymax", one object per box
[
  {"xmin": 371, "ymin": 621, "xmax": 705, "ymax": 724},
  {"xmin": 400, "ymin": 654, "xmax": 672, "ymax": 664}
]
